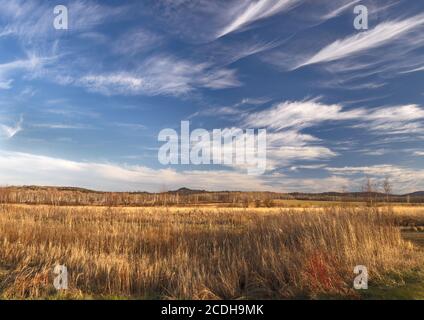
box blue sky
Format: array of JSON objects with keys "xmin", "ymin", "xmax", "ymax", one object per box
[{"xmin": 0, "ymin": 0, "xmax": 423, "ymax": 193}]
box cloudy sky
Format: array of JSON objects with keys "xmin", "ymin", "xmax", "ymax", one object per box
[{"xmin": 0, "ymin": 0, "xmax": 423, "ymax": 193}]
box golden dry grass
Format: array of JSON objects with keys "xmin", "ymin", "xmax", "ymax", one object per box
[{"xmin": 0, "ymin": 204, "xmax": 422, "ymax": 299}]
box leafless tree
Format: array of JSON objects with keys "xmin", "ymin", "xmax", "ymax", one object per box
[
  {"xmin": 362, "ymin": 176, "xmax": 376, "ymax": 206},
  {"xmin": 382, "ymin": 177, "xmax": 392, "ymax": 203}
]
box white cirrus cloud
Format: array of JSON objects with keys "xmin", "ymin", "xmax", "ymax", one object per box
[
  {"xmin": 0, "ymin": 54, "xmax": 45, "ymax": 89},
  {"xmin": 244, "ymin": 99, "xmax": 424, "ymax": 135},
  {"xmin": 243, "ymin": 99, "xmax": 365, "ymax": 130},
  {"xmin": 217, "ymin": 0, "xmax": 300, "ymax": 38},
  {"xmin": 295, "ymin": 14, "xmax": 424, "ymax": 69},
  {"xmin": 355, "ymin": 104, "xmax": 424, "ymax": 134},
  {"xmin": 0, "ymin": 116, "xmax": 23, "ymax": 139},
  {"xmin": 321, "ymin": 0, "xmax": 361, "ymax": 20},
  {"xmin": 78, "ymin": 55, "xmax": 241, "ymax": 96},
  {"xmin": 401, "ymin": 65, "xmax": 424, "ymax": 74},
  {"xmin": 0, "ymin": 0, "xmax": 129, "ymax": 41},
  {"xmin": 111, "ymin": 28, "xmax": 162, "ymax": 56}
]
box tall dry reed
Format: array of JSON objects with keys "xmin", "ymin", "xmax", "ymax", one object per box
[{"xmin": 0, "ymin": 205, "xmax": 421, "ymax": 299}]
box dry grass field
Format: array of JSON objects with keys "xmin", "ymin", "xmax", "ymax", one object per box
[{"xmin": 0, "ymin": 203, "xmax": 423, "ymax": 300}]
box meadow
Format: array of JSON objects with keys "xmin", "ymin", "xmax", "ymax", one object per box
[{"xmin": 0, "ymin": 203, "xmax": 423, "ymax": 299}]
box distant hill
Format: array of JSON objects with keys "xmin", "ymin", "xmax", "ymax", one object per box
[
  {"xmin": 404, "ymin": 191, "xmax": 424, "ymax": 197},
  {"xmin": 6, "ymin": 185, "xmax": 96, "ymax": 193},
  {"xmin": 168, "ymin": 187, "xmax": 207, "ymax": 195}
]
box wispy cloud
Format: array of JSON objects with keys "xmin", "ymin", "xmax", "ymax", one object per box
[
  {"xmin": 401, "ymin": 65, "xmax": 424, "ymax": 74},
  {"xmin": 296, "ymin": 14, "xmax": 424, "ymax": 69},
  {"xmin": 240, "ymin": 99, "xmax": 424, "ymax": 168},
  {"xmin": 0, "ymin": 0, "xmax": 129, "ymax": 40},
  {"xmin": 191, "ymin": 97, "xmax": 271, "ymax": 119},
  {"xmin": 321, "ymin": 0, "xmax": 361, "ymax": 20},
  {"xmin": 240, "ymin": 100, "xmax": 351, "ymax": 166},
  {"xmin": 0, "ymin": 54, "xmax": 44, "ymax": 89},
  {"xmin": 356, "ymin": 105, "xmax": 424, "ymax": 134},
  {"xmin": 78, "ymin": 55, "xmax": 241, "ymax": 96},
  {"xmin": 327, "ymin": 164, "xmax": 424, "ymax": 193},
  {"xmin": 31, "ymin": 123, "xmax": 90, "ymax": 130},
  {"xmin": 290, "ymin": 164, "xmax": 327, "ymax": 171},
  {"xmin": 111, "ymin": 28, "xmax": 162, "ymax": 56},
  {"xmin": 0, "ymin": 79, "xmax": 13, "ymax": 89},
  {"xmin": 244, "ymin": 99, "xmax": 424, "ymax": 135},
  {"xmin": 0, "ymin": 116, "xmax": 23, "ymax": 139},
  {"xmin": 243, "ymin": 99, "xmax": 365, "ymax": 130},
  {"xmin": 198, "ymin": 38, "xmax": 282, "ymax": 67},
  {"xmin": 147, "ymin": 0, "xmax": 309, "ymax": 43},
  {"xmin": 217, "ymin": 0, "xmax": 300, "ymax": 38}
]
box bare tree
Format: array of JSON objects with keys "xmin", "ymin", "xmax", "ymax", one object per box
[
  {"xmin": 362, "ymin": 176, "xmax": 376, "ymax": 206},
  {"xmin": 382, "ymin": 177, "xmax": 392, "ymax": 203}
]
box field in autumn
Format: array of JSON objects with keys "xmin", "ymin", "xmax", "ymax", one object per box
[{"xmin": 0, "ymin": 196, "xmax": 423, "ymax": 300}]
